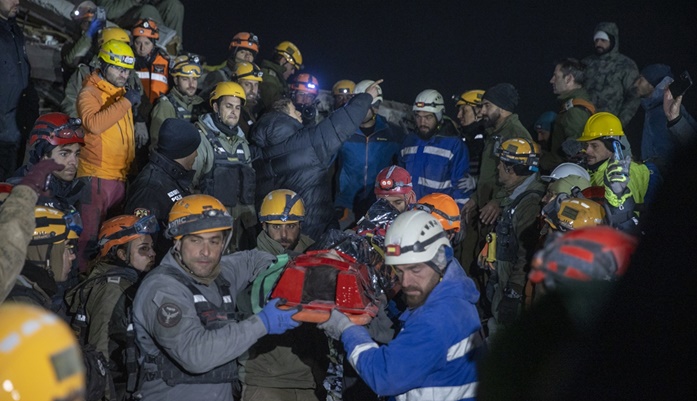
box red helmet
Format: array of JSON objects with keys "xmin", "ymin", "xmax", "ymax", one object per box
[
  {"xmin": 29, "ymin": 113, "xmax": 85, "ymax": 147},
  {"xmin": 229, "ymin": 31, "xmax": 259, "ymax": 54},
  {"xmin": 529, "ymin": 226, "xmax": 638, "ymax": 289},
  {"xmin": 374, "ymin": 166, "xmax": 413, "ymax": 196},
  {"xmin": 290, "ymin": 73, "xmax": 319, "ymax": 95}
]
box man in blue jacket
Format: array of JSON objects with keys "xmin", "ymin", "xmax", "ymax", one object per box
[
  {"xmin": 334, "ymin": 80, "xmax": 404, "ymax": 223},
  {"xmin": 318, "ymin": 210, "xmax": 483, "ymax": 400},
  {"xmin": 399, "ymin": 89, "xmax": 471, "ymax": 210}
]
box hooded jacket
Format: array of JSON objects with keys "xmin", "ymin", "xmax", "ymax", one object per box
[
  {"xmin": 251, "ymin": 93, "xmax": 372, "ymax": 241},
  {"xmin": 582, "ymin": 22, "xmax": 640, "ymax": 126}
]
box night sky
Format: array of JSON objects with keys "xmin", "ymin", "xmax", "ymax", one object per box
[{"xmin": 184, "ymin": 0, "xmax": 697, "ymax": 150}]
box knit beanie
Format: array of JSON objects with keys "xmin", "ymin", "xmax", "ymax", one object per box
[
  {"xmin": 640, "ymin": 64, "xmax": 673, "ymax": 88},
  {"xmin": 534, "ymin": 111, "xmax": 557, "ymax": 133},
  {"xmin": 482, "ymin": 83, "xmax": 519, "ymax": 112},
  {"xmin": 157, "ymin": 118, "xmax": 201, "ymax": 159}
]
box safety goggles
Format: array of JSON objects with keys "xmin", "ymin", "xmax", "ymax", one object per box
[
  {"xmin": 64, "ymin": 209, "xmax": 84, "ymax": 236},
  {"xmin": 172, "ymin": 63, "xmax": 202, "ymax": 77},
  {"xmin": 409, "ymin": 203, "xmax": 459, "ymax": 225},
  {"xmin": 36, "ymin": 118, "xmax": 85, "ymax": 142},
  {"xmin": 385, "ymin": 230, "xmax": 447, "ymax": 257},
  {"xmin": 376, "ymin": 178, "xmax": 412, "ymax": 191},
  {"xmin": 237, "ymin": 69, "xmax": 263, "ymax": 80},
  {"xmin": 98, "ymin": 215, "xmax": 158, "ymax": 247},
  {"xmin": 166, "ymin": 208, "xmax": 233, "ymax": 239}
]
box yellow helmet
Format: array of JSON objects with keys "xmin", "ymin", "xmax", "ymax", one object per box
[
  {"xmin": 232, "ymin": 61, "xmax": 263, "ymax": 82},
  {"xmin": 332, "ymin": 80, "xmax": 355, "ymax": 95},
  {"xmin": 98, "ymin": 27, "xmax": 131, "ymax": 46},
  {"xmin": 496, "ymin": 137, "xmax": 541, "ymax": 169},
  {"xmin": 0, "ymin": 303, "xmax": 85, "ymax": 401},
  {"xmin": 578, "ymin": 111, "xmax": 624, "ymax": 141},
  {"xmin": 165, "ymin": 194, "xmax": 233, "ymax": 240},
  {"xmin": 98, "ymin": 39, "xmax": 135, "ymax": 70},
  {"xmin": 171, "ymin": 54, "xmax": 202, "ymax": 78},
  {"xmin": 32, "ymin": 206, "xmax": 82, "ymax": 246},
  {"xmin": 556, "ymin": 198, "xmax": 606, "ymax": 231},
  {"xmin": 209, "ymin": 81, "xmax": 246, "ymax": 107},
  {"xmin": 274, "ymin": 41, "xmax": 303, "ymax": 70},
  {"xmin": 259, "ymin": 189, "xmax": 305, "ymax": 224},
  {"xmin": 455, "ymin": 89, "xmax": 485, "ymax": 106}
]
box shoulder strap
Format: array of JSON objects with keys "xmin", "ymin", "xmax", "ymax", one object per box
[{"xmin": 562, "ymin": 98, "xmax": 596, "ymax": 115}]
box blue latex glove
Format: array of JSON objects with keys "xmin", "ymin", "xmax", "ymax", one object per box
[
  {"xmin": 257, "ymin": 298, "xmax": 301, "ymax": 335},
  {"xmin": 318, "ymin": 309, "xmax": 355, "ymax": 341},
  {"xmin": 86, "ymin": 18, "xmax": 104, "ymax": 38}
]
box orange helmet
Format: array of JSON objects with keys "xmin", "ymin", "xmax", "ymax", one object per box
[
  {"xmin": 98, "ymin": 214, "xmax": 159, "ymax": 257},
  {"xmin": 413, "ymin": 193, "xmax": 461, "ymax": 233},
  {"xmin": 374, "ymin": 166, "xmax": 413, "ymax": 196},
  {"xmin": 165, "ymin": 195, "xmax": 233, "ymax": 240},
  {"xmin": 132, "ymin": 18, "xmax": 159, "ymax": 40},
  {"xmin": 290, "ymin": 73, "xmax": 319, "ymax": 95},
  {"xmin": 229, "ymin": 31, "xmax": 259, "ymax": 54}
]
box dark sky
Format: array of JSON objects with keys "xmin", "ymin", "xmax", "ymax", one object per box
[{"xmin": 184, "ymin": 0, "xmax": 697, "ymax": 144}]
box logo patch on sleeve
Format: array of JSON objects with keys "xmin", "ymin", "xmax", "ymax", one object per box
[
  {"xmin": 134, "ymin": 208, "xmax": 151, "ymax": 218},
  {"xmin": 157, "ymin": 303, "xmax": 182, "ymax": 328}
]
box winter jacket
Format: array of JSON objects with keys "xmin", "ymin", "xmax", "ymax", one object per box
[
  {"xmin": 399, "ymin": 119, "xmax": 471, "ymax": 208},
  {"xmin": 149, "ymin": 86, "xmax": 204, "ymax": 151},
  {"xmin": 251, "ymin": 93, "xmax": 373, "ymax": 241},
  {"xmin": 640, "ymin": 78, "xmax": 697, "ymax": 173},
  {"xmin": 587, "ymin": 158, "xmax": 650, "ymax": 206},
  {"xmin": 335, "ymin": 115, "xmax": 404, "ymax": 211},
  {"xmin": 132, "ymin": 250, "xmax": 275, "ymax": 401},
  {"xmin": 0, "ymin": 185, "xmax": 38, "ymax": 302},
  {"xmin": 340, "ymin": 258, "xmax": 482, "ymax": 400},
  {"xmin": 541, "ymin": 88, "xmax": 594, "ymax": 172},
  {"xmin": 0, "ymin": 15, "xmax": 30, "ymax": 144},
  {"xmin": 124, "ymin": 151, "xmax": 195, "ymax": 260},
  {"xmin": 259, "ymin": 59, "xmax": 288, "ymax": 112},
  {"xmin": 476, "ymin": 114, "xmax": 532, "ymax": 208},
  {"xmin": 77, "ymin": 70, "xmax": 136, "ymax": 181},
  {"xmin": 582, "ymin": 22, "xmax": 640, "ymax": 126},
  {"xmin": 668, "ymin": 114, "xmax": 697, "ymax": 144}
]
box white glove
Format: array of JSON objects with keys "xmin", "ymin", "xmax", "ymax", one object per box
[
  {"xmin": 135, "ymin": 122, "xmax": 149, "ymax": 149},
  {"xmin": 457, "ymin": 174, "xmax": 477, "ymax": 192}
]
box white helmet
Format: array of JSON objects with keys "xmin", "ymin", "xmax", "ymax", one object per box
[
  {"xmin": 413, "ymin": 89, "xmax": 445, "ymax": 121},
  {"xmin": 384, "ymin": 210, "xmax": 451, "ymax": 265},
  {"xmin": 354, "ymin": 79, "xmax": 382, "ymax": 106},
  {"xmin": 541, "ymin": 162, "xmax": 591, "ymax": 182}
]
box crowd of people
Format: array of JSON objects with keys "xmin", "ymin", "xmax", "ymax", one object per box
[{"xmin": 1, "ymin": 0, "xmax": 696, "ymax": 400}]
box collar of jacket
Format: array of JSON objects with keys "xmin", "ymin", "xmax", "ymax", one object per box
[
  {"xmin": 150, "ymin": 150, "xmax": 196, "ymax": 183},
  {"xmin": 557, "ymin": 87, "xmax": 589, "ymax": 102},
  {"xmin": 170, "ymin": 86, "xmax": 203, "ymax": 106}
]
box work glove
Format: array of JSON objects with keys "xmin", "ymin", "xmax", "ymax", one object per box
[
  {"xmin": 604, "ymin": 156, "xmax": 632, "ymax": 208},
  {"xmin": 257, "ymin": 298, "xmax": 301, "ymax": 335},
  {"xmin": 19, "ymin": 159, "xmax": 64, "ymax": 196},
  {"xmin": 457, "ymin": 174, "xmax": 477, "ymax": 193},
  {"xmin": 85, "ymin": 18, "xmax": 104, "ymax": 38},
  {"xmin": 134, "ymin": 122, "xmax": 149, "ymax": 149},
  {"xmin": 318, "ymin": 309, "xmax": 355, "ymax": 341},
  {"xmin": 497, "ymin": 287, "xmax": 522, "ymax": 326},
  {"xmin": 124, "ymin": 87, "xmax": 141, "ymax": 107}
]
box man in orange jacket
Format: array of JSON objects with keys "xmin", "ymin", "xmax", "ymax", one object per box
[{"xmin": 75, "ymin": 39, "xmax": 140, "ymax": 272}]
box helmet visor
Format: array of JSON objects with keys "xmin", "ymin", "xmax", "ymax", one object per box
[{"xmin": 98, "ymin": 214, "xmax": 158, "ymax": 247}]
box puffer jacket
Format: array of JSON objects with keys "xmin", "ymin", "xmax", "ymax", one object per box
[{"xmin": 251, "ymin": 93, "xmax": 372, "ymax": 241}]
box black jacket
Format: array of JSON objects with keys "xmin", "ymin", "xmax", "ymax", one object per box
[
  {"xmin": 125, "ymin": 151, "xmax": 195, "ymax": 260},
  {"xmin": 0, "ymin": 16, "xmax": 31, "ymax": 144},
  {"xmin": 251, "ymin": 93, "xmax": 372, "ymax": 241}
]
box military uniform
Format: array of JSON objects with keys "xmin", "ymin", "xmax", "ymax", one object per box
[
  {"xmin": 149, "ymin": 86, "xmax": 204, "ymax": 151},
  {"xmin": 0, "ymin": 185, "xmax": 37, "ymax": 302},
  {"xmin": 132, "ymin": 250, "xmax": 275, "ymax": 401},
  {"xmin": 259, "ymin": 60, "xmax": 288, "ymax": 113}
]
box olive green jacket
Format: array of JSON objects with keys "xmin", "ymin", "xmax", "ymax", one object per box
[
  {"xmin": 149, "ymin": 86, "xmax": 204, "ymax": 151},
  {"xmin": 541, "ymin": 88, "xmax": 594, "ymax": 171},
  {"xmin": 259, "ymin": 59, "xmax": 288, "ymax": 113},
  {"xmin": 0, "ymin": 185, "xmax": 37, "ymax": 303}
]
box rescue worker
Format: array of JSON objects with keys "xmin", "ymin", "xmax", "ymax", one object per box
[
  {"xmin": 132, "ymin": 194, "xmax": 301, "ymax": 401},
  {"xmin": 193, "ymin": 82, "xmax": 258, "ymax": 252},
  {"xmin": 332, "ymin": 79, "xmax": 355, "ymax": 110},
  {"xmin": 541, "ymin": 57, "xmax": 596, "ymax": 172},
  {"xmin": 290, "ymin": 73, "xmax": 320, "ymax": 125},
  {"xmin": 75, "ymin": 39, "xmax": 139, "ymax": 273},
  {"xmin": 94, "ymin": 0, "xmax": 184, "ymax": 47},
  {"xmin": 0, "ymin": 159, "xmax": 63, "ymax": 302},
  {"xmin": 335, "ymin": 80, "xmax": 404, "ymax": 222},
  {"xmin": 576, "ymin": 112, "xmax": 651, "ymax": 228},
  {"xmin": 10, "ymin": 112, "xmax": 86, "ymax": 211},
  {"xmin": 486, "ymin": 138, "xmax": 546, "ymax": 334},
  {"xmin": 200, "ymin": 31, "xmax": 260, "ymax": 99},
  {"xmin": 373, "ymin": 165, "xmax": 416, "ymax": 213},
  {"xmin": 66, "ymin": 214, "xmax": 157, "ymax": 400},
  {"xmin": 0, "ymin": 303, "xmax": 86, "ymax": 401},
  {"xmin": 238, "ymin": 189, "xmax": 326, "ymax": 401},
  {"xmin": 251, "ymin": 81, "xmax": 382, "ymax": 241},
  {"xmin": 317, "ymin": 210, "xmax": 482, "ymax": 400},
  {"xmin": 259, "ymin": 41, "xmax": 303, "ymax": 112},
  {"xmin": 399, "ymin": 89, "xmax": 471, "ymax": 209},
  {"xmin": 149, "ymin": 54, "xmax": 205, "ymax": 151},
  {"xmin": 455, "ymin": 89, "xmax": 486, "ymax": 178},
  {"xmin": 231, "ymin": 61, "xmax": 264, "ymax": 136},
  {"xmin": 413, "ymin": 193, "xmax": 461, "ymax": 241},
  {"xmin": 125, "ymin": 118, "xmax": 201, "ymax": 261},
  {"xmin": 60, "ymin": 27, "xmax": 143, "ymax": 119},
  {"xmin": 62, "ymin": 1, "xmax": 104, "ymax": 74}
]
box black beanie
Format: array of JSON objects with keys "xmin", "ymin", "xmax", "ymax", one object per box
[
  {"xmin": 483, "ymin": 83, "xmax": 519, "ymax": 112},
  {"xmin": 157, "ymin": 118, "xmax": 201, "ymax": 159}
]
